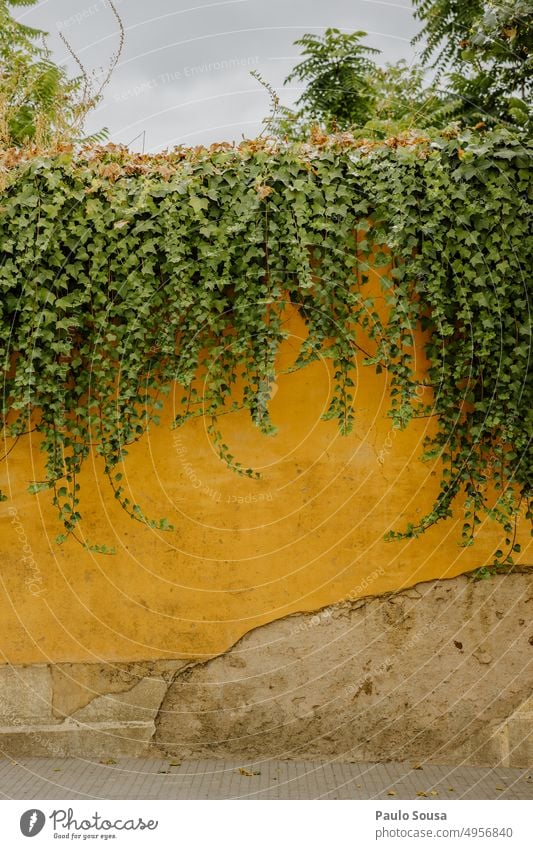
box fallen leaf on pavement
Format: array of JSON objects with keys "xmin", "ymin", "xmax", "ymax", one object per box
[{"xmin": 239, "ymin": 767, "xmax": 260, "ymax": 776}]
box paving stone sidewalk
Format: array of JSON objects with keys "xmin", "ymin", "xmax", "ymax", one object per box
[{"xmin": 0, "ymin": 758, "xmax": 532, "ymax": 800}]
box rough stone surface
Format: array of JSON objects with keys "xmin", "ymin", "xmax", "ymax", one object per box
[
  {"xmin": 154, "ymin": 571, "xmax": 533, "ymax": 767},
  {"xmin": 0, "ymin": 660, "xmax": 184, "ymax": 758},
  {"xmin": 0, "ymin": 725, "xmax": 156, "ymax": 758},
  {"xmin": 0, "ymin": 572, "xmax": 532, "ymax": 766},
  {"xmin": 50, "ymin": 661, "xmax": 181, "ymax": 719},
  {"xmin": 496, "ymin": 695, "xmax": 533, "ymax": 768},
  {"xmin": 0, "ymin": 665, "xmax": 52, "ymax": 725}
]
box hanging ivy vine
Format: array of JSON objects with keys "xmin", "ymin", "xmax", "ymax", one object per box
[{"xmin": 0, "ymin": 128, "xmax": 531, "ymax": 559}]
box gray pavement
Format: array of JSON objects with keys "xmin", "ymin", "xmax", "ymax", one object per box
[{"xmin": 0, "ymin": 758, "xmax": 532, "ymax": 800}]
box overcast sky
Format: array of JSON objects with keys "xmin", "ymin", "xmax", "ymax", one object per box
[{"xmin": 18, "ymin": 0, "xmax": 422, "ymax": 151}]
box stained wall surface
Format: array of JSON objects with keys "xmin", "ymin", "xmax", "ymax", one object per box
[{"xmin": 0, "ymin": 572, "xmax": 531, "ymax": 767}]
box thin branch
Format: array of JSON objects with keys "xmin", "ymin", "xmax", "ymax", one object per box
[{"xmin": 250, "ymin": 69, "xmax": 280, "ymax": 138}]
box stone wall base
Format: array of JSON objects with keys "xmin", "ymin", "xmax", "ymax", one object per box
[{"xmin": 1, "ymin": 571, "xmax": 532, "ymax": 767}]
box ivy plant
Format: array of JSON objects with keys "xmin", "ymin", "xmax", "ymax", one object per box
[{"xmin": 0, "ymin": 129, "xmax": 531, "ymax": 561}]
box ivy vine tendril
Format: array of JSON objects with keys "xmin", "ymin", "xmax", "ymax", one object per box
[{"xmin": 0, "ymin": 129, "xmax": 531, "ymax": 563}]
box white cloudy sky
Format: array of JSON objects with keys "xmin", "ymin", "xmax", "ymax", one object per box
[{"xmin": 18, "ymin": 0, "xmax": 422, "ymax": 151}]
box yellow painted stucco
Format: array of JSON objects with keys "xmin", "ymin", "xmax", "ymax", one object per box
[{"xmin": 1, "ymin": 271, "xmax": 530, "ymax": 666}]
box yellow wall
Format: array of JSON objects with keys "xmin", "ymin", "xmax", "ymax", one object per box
[{"xmin": 1, "ymin": 280, "xmax": 530, "ymax": 666}]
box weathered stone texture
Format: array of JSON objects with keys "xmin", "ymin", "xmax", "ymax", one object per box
[
  {"xmin": 154, "ymin": 571, "xmax": 533, "ymax": 767},
  {"xmin": 1, "ymin": 572, "xmax": 531, "ymax": 766},
  {"xmin": 0, "ymin": 660, "xmax": 184, "ymax": 758}
]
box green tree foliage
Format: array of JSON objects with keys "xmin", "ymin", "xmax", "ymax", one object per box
[
  {"xmin": 0, "ymin": 0, "xmax": 121, "ymax": 148},
  {"xmin": 0, "ymin": 0, "xmax": 82, "ymax": 146},
  {"xmin": 0, "ymin": 132, "xmax": 530, "ymax": 560},
  {"xmin": 270, "ymin": 30, "xmax": 443, "ymax": 140},
  {"xmin": 284, "ymin": 29, "xmax": 380, "ymax": 130},
  {"xmin": 413, "ymin": 0, "xmax": 484, "ymax": 69},
  {"xmin": 352, "ymin": 60, "xmax": 445, "ymax": 138},
  {"xmin": 275, "ymin": 3, "xmax": 531, "ymax": 138},
  {"xmin": 414, "ymin": 0, "xmax": 532, "ymax": 128}
]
